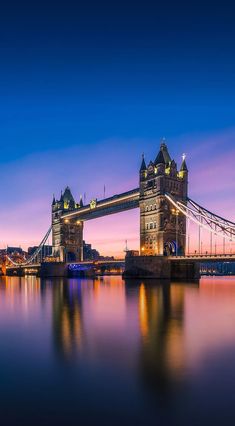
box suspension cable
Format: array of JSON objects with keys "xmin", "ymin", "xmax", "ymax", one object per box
[
  {"xmin": 6, "ymin": 226, "xmax": 52, "ymax": 266},
  {"xmin": 165, "ymin": 194, "xmax": 235, "ymax": 243}
]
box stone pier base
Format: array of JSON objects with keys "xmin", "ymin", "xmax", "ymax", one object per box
[
  {"xmin": 40, "ymin": 262, "xmax": 68, "ymax": 277},
  {"xmin": 124, "ymin": 256, "xmax": 200, "ymax": 281},
  {"xmin": 124, "ymin": 255, "xmax": 171, "ymax": 279},
  {"xmin": 171, "ymin": 260, "xmax": 200, "ymax": 281}
]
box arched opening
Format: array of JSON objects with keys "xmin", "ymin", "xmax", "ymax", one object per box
[
  {"xmin": 164, "ymin": 241, "xmax": 177, "ymax": 256},
  {"xmin": 67, "ymin": 251, "xmax": 77, "ymax": 262}
]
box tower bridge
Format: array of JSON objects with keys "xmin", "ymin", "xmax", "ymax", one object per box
[
  {"xmin": 52, "ymin": 143, "xmax": 188, "ymax": 263},
  {"xmin": 4, "ymin": 141, "xmax": 235, "ymax": 279}
]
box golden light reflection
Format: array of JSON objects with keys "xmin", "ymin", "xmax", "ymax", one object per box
[
  {"xmin": 138, "ymin": 282, "xmax": 186, "ymax": 384},
  {"xmin": 139, "ymin": 284, "xmax": 148, "ymax": 338},
  {"xmin": 52, "ymin": 280, "xmax": 83, "ymax": 359}
]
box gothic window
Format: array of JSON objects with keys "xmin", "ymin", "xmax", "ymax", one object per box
[
  {"xmin": 146, "ymin": 224, "xmax": 149, "ymax": 230},
  {"xmin": 150, "ymin": 222, "xmax": 153, "ymax": 229}
]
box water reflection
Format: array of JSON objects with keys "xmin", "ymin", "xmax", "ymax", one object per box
[
  {"xmin": 1, "ymin": 276, "xmax": 235, "ymax": 424},
  {"xmin": 138, "ymin": 282, "xmax": 186, "ymax": 390},
  {"xmin": 51, "ymin": 279, "xmax": 84, "ymax": 359}
]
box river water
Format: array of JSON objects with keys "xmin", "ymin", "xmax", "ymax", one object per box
[{"xmin": 1, "ymin": 276, "xmax": 235, "ymax": 425}]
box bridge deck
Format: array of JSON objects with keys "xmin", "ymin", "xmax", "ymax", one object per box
[
  {"xmin": 61, "ymin": 188, "xmax": 140, "ymax": 220},
  {"xmin": 6, "ymin": 260, "xmax": 125, "ymax": 270},
  {"xmin": 170, "ymin": 254, "xmax": 235, "ymax": 262}
]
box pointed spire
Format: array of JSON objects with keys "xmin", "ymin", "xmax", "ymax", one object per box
[
  {"xmin": 140, "ymin": 153, "xmax": 147, "ymax": 171},
  {"xmin": 52, "ymin": 194, "xmax": 55, "ymax": 205},
  {"xmin": 60, "ymin": 190, "xmax": 63, "ymax": 202},
  {"xmin": 63, "ymin": 186, "xmax": 75, "ymax": 203},
  {"xmin": 79, "ymin": 195, "xmax": 84, "ymax": 207},
  {"xmin": 154, "ymin": 139, "xmax": 171, "ymax": 165},
  {"xmin": 180, "ymin": 153, "xmax": 188, "ymax": 172},
  {"xmin": 154, "ymin": 149, "xmax": 166, "ymax": 165}
]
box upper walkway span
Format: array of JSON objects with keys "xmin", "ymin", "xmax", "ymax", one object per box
[{"xmin": 61, "ymin": 188, "xmax": 140, "ymax": 221}]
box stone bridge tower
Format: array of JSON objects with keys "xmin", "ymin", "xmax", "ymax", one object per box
[
  {"xmin": 52, "ymin": 187, "xmax": 83, "ymax": 262},
  {"xmin": 139, "ymin": 142, "xmax": 188, "ymax": 256}
]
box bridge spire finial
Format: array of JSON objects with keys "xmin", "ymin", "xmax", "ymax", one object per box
[{"xmin": 160, "ymin": 137, "xmax": 167, "ymax": 148}]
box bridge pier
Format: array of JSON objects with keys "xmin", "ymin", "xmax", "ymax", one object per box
[
  {"xmin": 40, "ymin": 262, "xmax": 68, "ymax": 277},
  {"xmin": 171, "ymin": 259, "xmax": 200, "ymax": 281},
  {"xmin": 124, "ymin": 255, "xmax": 171, "ymax": 279},
  {"xmin": 6, "ymin": 267, "xmax": 25, "ymax": 277},
  {"xmin": 124, "ymin": 255, "xmax": 200, "ymax": 281}
]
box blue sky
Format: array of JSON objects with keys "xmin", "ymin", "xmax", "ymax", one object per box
[{"xmin": 0, "ymin": 0, "xmax": 234, "ymax": 254}]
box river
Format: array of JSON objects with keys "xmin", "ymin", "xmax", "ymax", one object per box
[{"xmin": 1, "ymin": 276, "xmax": 235, "ymax": 425}]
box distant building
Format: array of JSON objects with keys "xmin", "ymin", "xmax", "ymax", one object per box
[
  {"xmin": 28, "ymin": 245, "xmax": 53, "ymax": 262},
  {"xmin": 0, "ymin": 247, "xmax": 27, "ymax": 265},
  {"xmin": 6, "ymin": 247, "xmax": 24, "ymax": 255},
  {"xmin": 83, "ymin": 241, "xmax": 100, "ymax": 261},
  {"xmin": 126, "ymin": 250, "xmax": 139, "ymax": 257}
]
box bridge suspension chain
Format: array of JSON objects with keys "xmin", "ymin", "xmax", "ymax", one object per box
[
  {"xmin": 6, "ymin": 226, "xmax": 52, "ymax": 267},
  {"xmin": 165, "ymin": 194, "xmax": 235, "ymax": 242}
]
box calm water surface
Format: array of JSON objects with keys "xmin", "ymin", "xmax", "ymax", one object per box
[{"xmin": 1, "ymin": 276, "xmax": 235, "ymax": 425}]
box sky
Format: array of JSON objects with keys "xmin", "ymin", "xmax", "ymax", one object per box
[{"xmin": 0, "ymin": 0, "xmax": 235, "ymax": 256}]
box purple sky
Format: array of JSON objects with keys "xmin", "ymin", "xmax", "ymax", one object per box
[{"xmin": 1, "ymin": 128, "xmax": 235, "ymax": 256}]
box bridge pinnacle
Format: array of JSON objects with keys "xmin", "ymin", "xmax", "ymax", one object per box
[
  {"xmin": 140, "ymin": 153, "xmax": 147, "ymax": 171},
  {"xmin": 180, "ymin": 154, "xmax": 188, "ymax": 172},
  {"xmin": 155, "ymin": 140, "xmax": 171, "ymax": 165}
]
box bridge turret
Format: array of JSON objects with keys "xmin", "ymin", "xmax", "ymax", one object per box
[
  {"xmin": 52, "ymin": 187, "xmax": 83, "ymax": 262},
  {"xmin": 62, "ymin": 186, "xmax": 75, "ymax": 210},
  {"xmin": 139, "ymin": 154, "xmax": 147, "ymax": 182},
  {"xmin": 178, "ymin": 154, "xmax": 188, "ymax": 200},
  {"xmin": 179, "ymin": 155, "xmax": 188, "ymax": 177},
  {"xmin": 139, "ymin": 140, "xmax": 188, "ymax": 256}
]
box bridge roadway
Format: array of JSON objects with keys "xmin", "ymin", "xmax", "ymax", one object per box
[
  {"xmin": 5, "ymin": 255, "xmax": 235, "ymax": 277},
  {"xmin": 5, "ymin": 259, "xmax": 125, "ymax": 275},
  {"xmin": 61, "ymin": 188, "xmax": 140, "ymax": 220},
  {"xmin": 170, "ymin": 254, "xmax": 235, "ymax": 262}
]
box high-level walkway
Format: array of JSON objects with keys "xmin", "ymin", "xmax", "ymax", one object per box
[{"xmin": 62, "ymin": 188, "xmax": 140, "ymax": 221}]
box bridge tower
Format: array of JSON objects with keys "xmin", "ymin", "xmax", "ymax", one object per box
[
  {"xmin": 52, "ymin": 187, "xmax": 84, "ymax": 262},
  {"xmin": 139, "ymin": 142, "xmax": 188, "ymax": 256}
]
